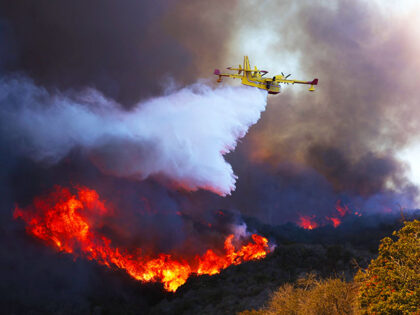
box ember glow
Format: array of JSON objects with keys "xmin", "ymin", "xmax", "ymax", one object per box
[
  {"xmin": 326, "ymin": 216, "xmax": 341, "ymax": 228},
  {"xmin": 335, "ymin": 200, "xmax": 350, "ymax": 217},
  {"xmin": 297, "ymin": 200, "xmax": 361, "ymax": 229},
  {"xmin": 298, "ymin": 215, "xmax": 319, "ymax": 230},
  {"xmin": 13, "ymin": 186, "xmax": 271, "ymax": 292}
]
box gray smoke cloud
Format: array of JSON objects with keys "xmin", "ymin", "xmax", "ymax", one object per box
[
  {"xmin": 1, "ymin": 0, "xmax": 418, "ymax": 223},
  {"xmin": 225, "ymin": 0, "xmax": 420, "ymax": 210},
  {"xmin": 0, "ymin": 0, "xmax": 236, "ymax": 106}
]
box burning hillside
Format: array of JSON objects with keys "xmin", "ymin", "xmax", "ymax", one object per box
[
  {"xmin": 14, "ymin": 185, "xmax": 271, "ymax": 292},
  {"xmin": 297, "ymin": 201, "xmax": 363, "ymax": 230}
]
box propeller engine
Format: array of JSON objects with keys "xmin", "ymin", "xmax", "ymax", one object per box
[{"xmin": 281, "ymin": 72, "xmax": 291, "ymax": 79}]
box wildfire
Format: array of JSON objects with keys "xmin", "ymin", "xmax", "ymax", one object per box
[
  {"xmin": 335, "ymin": 200, "xmax": 350, "ymax": 217},
  {"xmin": 298, "ymin": 215, "xmax": 319, "ymax": 230},
  {"xmin": 326, "ymin": 216, "xmax": 341, "ymax": 228},
  {"xmin": 13, "ymin": 185, "xmax": 271, "ymax": 292},
  {"xmin": 297, "ymin": 200, "xmax": 362, "ymax": 229}
]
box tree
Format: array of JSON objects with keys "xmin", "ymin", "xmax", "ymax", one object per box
[{"xmin": 355, "ymin": 220, "xmax": 419, "ymax": 314}]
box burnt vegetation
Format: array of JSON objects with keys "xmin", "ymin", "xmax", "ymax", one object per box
[{"xmin": 3, "ymin": 211, "xmax": 418, "ymax": 314}]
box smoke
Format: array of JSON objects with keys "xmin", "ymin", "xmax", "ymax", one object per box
[
  {"xmin": 1, "ymin": 0, "xmax": 418, "ymax": 224},
  {"xmin": 0, "ymin": 76, "xmax": 267, "ymax": 196},
  {"xmin": 0, "ymin": 0, "xmax": 236, "ymax": 106},
  {"xmin": 205, "ymin": 0, "xmax": 420, "ymax": 223},
  {"xmin": 236, "ymin": 0, "xmax": 420, "ymax": 176}
]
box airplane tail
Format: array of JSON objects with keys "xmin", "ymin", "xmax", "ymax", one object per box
[
  {"xmin": 243, "ymin": 56, "xmax": 251, "ymax": 71},
  {"xmin": 309, "ymin": 78, "xmax": 318, "ymax": 91},
  {"xmin": 214, "ymin": 69, "xmax": 224, "ymax": 83}
]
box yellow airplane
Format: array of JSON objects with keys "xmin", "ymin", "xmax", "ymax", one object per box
[{"xmin": 214, "ymin": 56, "xmax": 318, "ymax": 94}]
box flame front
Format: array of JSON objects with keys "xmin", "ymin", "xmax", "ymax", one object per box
[
  {"xmin": 13, "ymin": 185, "xmax": 271, "ymax": 292},
  {"xmin": 297, "ymin": 200, "xmax": 362, "ymax": 229},
  {"xmin": 298, "ymin": 215, "xmax": 319, "ymax": 230},
  {"xmin": 326, "ymin": 216, "xmax": 341, "ymax": 228},
  {"xmin": 335, "ymin": 200, "xmax": 350, "ymax": 217}
]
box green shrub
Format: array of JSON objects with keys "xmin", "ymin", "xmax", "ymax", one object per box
[{"xmin": 355, "ymin": 220, "xmax": 420, "ymax": 315}]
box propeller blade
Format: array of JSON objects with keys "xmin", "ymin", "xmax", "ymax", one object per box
[{"xmin": 285, "ymin": 74, "xmax": 291, "ymax": 79}]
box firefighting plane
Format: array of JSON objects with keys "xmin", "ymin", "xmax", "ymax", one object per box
[{"xmin": 214, "ymin": 56, "xmax": 318, "ymax": 94}]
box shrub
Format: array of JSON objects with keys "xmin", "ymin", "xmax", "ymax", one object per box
[
  {"xmin": 238, "ymin": 273, "xmax": 358, "ymax": 315},
  {"xmin": 355, "ymin": 220, "xmax": 420, "ymax": 315},
  {"xmin": 239, "ymin": 220, "xmax": 420, "ymax": 315}
]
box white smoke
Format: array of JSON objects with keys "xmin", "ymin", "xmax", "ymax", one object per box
[{"xmin": 0, "ymin": 76, "xmax": 267, "ymax": 196}]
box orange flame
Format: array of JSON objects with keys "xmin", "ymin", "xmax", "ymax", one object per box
[
  {"xmin": 297, "ymin": 201, "xmax": 360, "ymax": 229},
  {"xmin": 13, "ymin": 185, "xmax": 271, "ymax": 292},
  {"xmin": 335, "ymin": 200, "xmax": 350, "ymax": 217},
  {"xmin": 298, "ymin": 215, "xmax": 319, "ymax": 230},
  {"xmin": 326, "ymin": 216, "xmax": 341, "ymax": 228},
  {"xmin": 324, "ymin": 200, "xmax": 352, "ymax": 228}
]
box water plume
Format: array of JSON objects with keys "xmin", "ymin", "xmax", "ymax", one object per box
[{"xmin": 0, "ymin": 76, "xmax": 267, "ymax": 196}]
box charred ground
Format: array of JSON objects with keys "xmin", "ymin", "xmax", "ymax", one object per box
[{"xmin": 3, "ymin": 211, "xmax": 418, "ymax": 315}]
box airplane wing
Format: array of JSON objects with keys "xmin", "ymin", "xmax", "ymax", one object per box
[
  {"xmin": 226, "ymin": 65, "xmax": 243, "ymax": 74},
  {"xmin": 214, "ymin": 69, "xmax": 243, "ymax": 82},
  {"xmin": 275, "ymin": 77, "xmax": 318, "ymax": 91},
  {"xmin": 226, "ymin": 66, "xmax": 268, "ymax": 75},
  {"xmin": 243, "ymin": 69, "xmax": 269, "ymax": 75}
]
